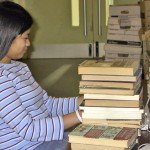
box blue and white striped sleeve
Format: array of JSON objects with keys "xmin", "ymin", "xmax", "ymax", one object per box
[
  {"xmin": 0, "ymin": 75, "xmax": 64, "ymax": 142},
  {"xmin": 42, "ymin": 90, "xmax": 78, "ymax": 116}
]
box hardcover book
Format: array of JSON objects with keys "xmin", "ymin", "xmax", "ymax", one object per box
[
  {"xmin": 78, "ymin": 60, "xmax": 140, "ymax": 76},
  {"xmin": 68, "ymin": 124, "xmax": 138, "ymax": 148}
]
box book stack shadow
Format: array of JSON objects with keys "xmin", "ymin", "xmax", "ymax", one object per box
[
  {"xmin": 104, "ymin": 4, "xmax": 143, "ymax": 61},
  {"xmin": 69, "ymin": 59, "xmax": 144, "ymax": 150}
]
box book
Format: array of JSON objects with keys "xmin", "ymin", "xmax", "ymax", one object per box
[
  {"xmin": 108, "ymin": 24, "xmax": 142, "ymax": 31},
  {"xmin": 109, "ymin": 5, "xmax": 141, "ymax": 17},
  {"xmin": 108, "ymin": 28, "xmax": 141, "ymax": 36},
  {"xmin": 71, "ymin": 141, "xmax": 136, "ymax": 150},
  {"xmin": 80, "ymin": 68, "xmax": 142, "ymax": 82},
  {"xmin": 107, "ymin": 34, "xmax": 141, "ymax": 42},
  {"xmin": 82, "ymin": 112, "xmax": 143, "ymax": 120},
  {"xmin": 79, "ymin": 85, "xmax": 140, "ymax": 95},
  {"xmin": 68, "ymin": 124, "xmax": 138, "ymax": 148},
  {"xmin": 107, "ymin": 40, "xmax": 142, "ymax": 47},
  {"xmin": 104, "ymin": 44, "xmax": 142, "ymax": 53},
  {"xmin": 82, "ymin": 119, "xmax": 141, "ymax": 128},
  {"xmin": 82, "ymin": 119, "xmax": 141, "ymax": 125},
  {"xmin": 84, "ymin": 87, "xmax": 143, "ymax": 101},
  {"xmin": 84, "ymin": 99, "xmax": 142, "ymax": 108},
  {"xmin": 80, "ymin": 106, "xmax": 144, "ymax": 113},
  {"xmin": 79, "ymin": 80, "xmax": 141, "ymax": 90},
  {"xmin": 108, "ymin": 17, "xmax": 142, "ymax": 27},
  {"xmin": 78, "ymin": 59, "xmax": 140, "ymax": 76}
]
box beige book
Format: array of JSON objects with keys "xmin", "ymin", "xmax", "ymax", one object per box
[
  {"xmin": 108, "ymin": 24, "xmax": 141, "ymax": 30},
  {"xmin": 108, "ymin": 17, "xmax": 142, "ymax": 26},
  {"xmin": 81, "ymin": 68, "xmax": 142, "ymax": 82},
  {"xmin": 78, "ymin": 59, "xmax": 140, "ymax": 76},
  {"xmin": 104, "ymin": 44, "xmax": 142, "ymax": 53},
  {"xmin": 84, "ymin": 99, "xmax": 141, "ymax": 107},
  {"xmin": 107, "ymin": 34, "xmax": 141, "ymax": 42},
  {"xmin": 71, "ymin": 141, "xmax": 136, "ymax": 150},
  {"xmin": 108, "ymin": 28, "xmax": 141, "ymax": 35},
  {"xmin": 84, "ymin": 87, "xmax": 143, "ymax": 101},
  {"xmin": 82, "ymin": 119, "xmax": 141, "ymax": 125},
  {"xmin": 82, "ymin": 119, "xmax": 141, "ymax": 128},
  {"xmin": 79, "ymin": 106, "xmax": 144, "ymax": 113},
  {"xmin": 79, "ymin": 81, "xmax": 137, "ymax": 89},
  {"xmin": 79, "ymin": 86, "xmax": 140, "ymax": 95},
  {"xmin": 109, "ymin": 5, "xmax": 140, "ymax": 17},
  {"xmin": 82, "ymin": 112, "xmax": 143, "ymax": 120}
]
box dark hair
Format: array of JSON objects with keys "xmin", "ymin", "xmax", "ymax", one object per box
[{"xmin": 0, "ymin": 1, "xmax": 33, "ymax": 59}]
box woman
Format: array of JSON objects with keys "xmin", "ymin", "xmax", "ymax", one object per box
[{"xmin": 0, "ymin": 1, "xmax": 83, "ymax": 150}]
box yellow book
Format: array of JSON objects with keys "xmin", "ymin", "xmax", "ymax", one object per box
[{"xmin": 78, "ymin": 59, "xmax": 140, "ymax": 76}]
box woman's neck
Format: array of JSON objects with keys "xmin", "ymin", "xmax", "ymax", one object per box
[{"xmin": 0, "ymin": 56, "xmax": 11, "ymax": 64}]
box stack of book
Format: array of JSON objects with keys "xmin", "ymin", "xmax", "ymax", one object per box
[
  {"xmin": 78, "ymin": 59, "xmax": 144, "ymax": 128},
  {"xmin": 69, "ymin": 124, "xmax": 138, "ymax": 150},
  {"xmin": 104, "ymin": 4, "xmax": 143, "ymax": 61}
]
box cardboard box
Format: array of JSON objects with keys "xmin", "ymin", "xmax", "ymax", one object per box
[{"xmin": 109, "ymin": 5, "xmax": 141, "ymax": 17}]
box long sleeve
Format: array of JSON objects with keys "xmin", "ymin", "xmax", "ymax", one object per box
[
  {"xmin": 0, "ymin": 72, "xmax": 64, "ymax": 142},
  {"xmin": 0, "ymin": 61, "xmax": 68, "ymax": 144},
  {"xmin": 42, "ymin": 90, "xmax": 78, "ymax": 117}
]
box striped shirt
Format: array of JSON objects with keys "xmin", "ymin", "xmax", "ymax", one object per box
[{"xmin": 0, "ymin": 60, "xmax": 78, "ymax": 150}]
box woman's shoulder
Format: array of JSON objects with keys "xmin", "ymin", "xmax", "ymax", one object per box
[{"xmin": 0, "ymin": 60, "xmax": 30, "ymax": 76}]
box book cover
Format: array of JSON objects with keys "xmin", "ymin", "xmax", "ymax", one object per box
[
  {"xmin": 78, "ymin": 59, "xmax": 140, "ymax": 76},
  {"xmin": 68, "ymin": 124, "xmax": 137, "ymax": 148}
]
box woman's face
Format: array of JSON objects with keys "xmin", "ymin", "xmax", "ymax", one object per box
[{"xmin": 1, "ymin": 29, "xmax": 31, "ymax": 63}]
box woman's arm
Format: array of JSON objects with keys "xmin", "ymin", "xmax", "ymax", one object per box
[{"xmin": 63, "ymin": 96, "xmax": 83, "ymax": 130}]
